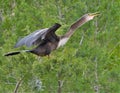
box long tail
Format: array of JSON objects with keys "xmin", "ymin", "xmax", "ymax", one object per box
[{"xmin": 4, "ymin": 50, "xmax": 30, "ymax": 56}]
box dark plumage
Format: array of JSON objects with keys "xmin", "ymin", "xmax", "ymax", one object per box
[{"xmin": 4, "ymin": 12, "xmax": 99, "ymax": 57}]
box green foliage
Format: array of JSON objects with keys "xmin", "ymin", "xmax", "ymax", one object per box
[{"xmin": 0, "ymin": 0, "xmax": 120, "ymax": 93}]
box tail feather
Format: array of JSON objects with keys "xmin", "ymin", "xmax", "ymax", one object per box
[
  {"xmin": 4, "ymin": 51, "xmax": 21, "ymax": 56},
  {"xmin": 4, "ymin": 50, "xmax": 30, "ymax": 56}
]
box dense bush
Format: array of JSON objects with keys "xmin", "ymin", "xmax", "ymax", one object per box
[{"xmin": 0, "ymin": 0, "xmax": 120, "ymax": 93}]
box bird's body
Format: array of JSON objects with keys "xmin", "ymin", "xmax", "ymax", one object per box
[
  {"xmin": 4, "ymin": 12, "xmax": 99, "ymax": 57},
  {"xmin": 30, "ymin": 39, "xmax": 59, "ymax": 56}
]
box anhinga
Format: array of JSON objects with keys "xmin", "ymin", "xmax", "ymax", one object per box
[{"xmin": 4, "ymin": 12, "xmax": 99, "ymax": 57}]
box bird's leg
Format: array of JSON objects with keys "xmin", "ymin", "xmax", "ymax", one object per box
[
  {"xmin": 47, "ymin": 54, "xmax": 50, "ymax": 59},
  {"xmin": 37, "ymin": 56, "xmax": 42, "ymax": 62}
]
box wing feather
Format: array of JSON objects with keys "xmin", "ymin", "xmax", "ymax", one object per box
[
  {"xmin": 14, "ymin": 23, "xmax": 61, "ymax": 48},
  {"xmin": 14, "ymin": 28, "xmax": 48, "ymax": 48}
]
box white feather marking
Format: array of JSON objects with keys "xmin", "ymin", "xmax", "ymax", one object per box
[
  {"xmin": 57, "ymin": 38, "xmax": 69, "ymax": 48},
  {"xmin": 33, "ymin": 28, "xmax": 48, "ymax": 36}
]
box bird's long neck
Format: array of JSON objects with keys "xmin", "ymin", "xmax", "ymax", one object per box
[{"xmin": 64, "ymin": 15, "xmax": 89, "ymax": 37}]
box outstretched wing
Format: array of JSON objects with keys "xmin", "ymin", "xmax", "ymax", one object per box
[
  {"xmin": 14, "ymin": 23, "xmax": 61, "ymax": 48},
  {"xmin": 14, "ymin": 28, "xmax": 49, "ymax": 48}
]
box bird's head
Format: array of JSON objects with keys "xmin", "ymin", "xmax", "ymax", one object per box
[{"xmin": 85, "ymin": 12, "xmax": 100, "ymax": 21}]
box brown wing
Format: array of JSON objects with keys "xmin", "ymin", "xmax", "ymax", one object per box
[
  {"xmin": 14, "ymin": 23, "xmax": 61, "ymax": 48},
  {"xmin": 44, "ymin": 23, "xmax": 61, "ymax": 42}
]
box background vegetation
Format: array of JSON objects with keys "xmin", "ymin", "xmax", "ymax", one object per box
[{"xmin": 0, "ymin": 0, "xmax": 120, "ymax": 93}]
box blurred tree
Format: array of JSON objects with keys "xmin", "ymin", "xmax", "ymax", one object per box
[{"xmin": 0, "ymin": 0, "xmax": 120, "ymax": 93}]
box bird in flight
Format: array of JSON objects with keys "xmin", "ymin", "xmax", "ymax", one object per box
[{"xmin": 4, "ymin": 12, "xmax": 99, "ymax": 57}]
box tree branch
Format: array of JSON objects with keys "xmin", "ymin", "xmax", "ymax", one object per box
[
  {"xmin": 93, "ymin": 19, "xmax": 100, "ymax": 93},
  {"xmin": 94, "ymin": 57, "xmax": 99, "ymax": 93},
  {"xmin": 79, "ymin": 35, "xmax": 84, "ymax": 46},
  {"xmin": 14, "ymin": 77, "xmax": 24, "ymax": 93}
]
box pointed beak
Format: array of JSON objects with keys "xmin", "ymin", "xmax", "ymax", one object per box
[{"xmin": 89, "ymin": 12, "xmax": 100, "ymax": 17}]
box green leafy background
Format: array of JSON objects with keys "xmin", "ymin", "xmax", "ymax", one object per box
[{"xmin": 0, "ymin": 0, "xmax": 120, "ymax": 93}]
